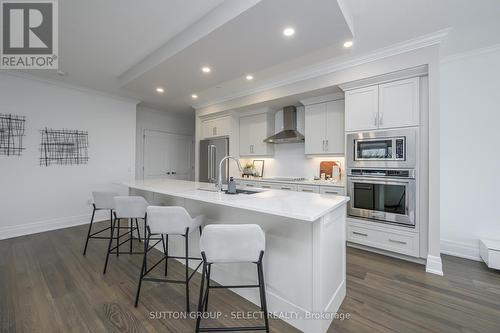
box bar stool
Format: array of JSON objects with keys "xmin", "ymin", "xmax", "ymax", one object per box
[
  {"xmin": 134, "ymin": 206, "xmax": 204, "ymax": 312},
  {"xmin": 196, "ymin": 224, "xmax": 269, "ymax": 333},
  {"xmin": 83, "ymin": 191, "xmax": 117, "ymax": 256},
  {"xmin": 103, "ymin": 196, "xmax": 146, "ymax": 274}
]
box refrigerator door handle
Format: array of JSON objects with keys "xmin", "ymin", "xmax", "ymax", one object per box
[
  {"xmin": 211, "ymin": 145, "xmax": 217, "ymax": 180},
  {"xmin": 207, "ymin": 145, "xmax": 212, "ymax": 181}
]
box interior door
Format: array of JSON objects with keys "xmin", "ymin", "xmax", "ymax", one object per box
[{"xmin": 143, "ymin": 130, "xmax": 193, "ymax": 180}]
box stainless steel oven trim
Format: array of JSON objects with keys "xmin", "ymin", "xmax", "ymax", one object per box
[
  {"xmin": 347, "ymin": 176, "xmax": 416, "ymax": 226},
  {"xmin": 347, "ymin": 128, "xmax": 417, "ymax": 169}
]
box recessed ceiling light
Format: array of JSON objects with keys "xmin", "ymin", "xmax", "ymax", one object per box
[
  {"xmin": 156, "ymin": 87, "xmax": 164, "ymax": 93},
  {"xmin": 201, "ymin": 66, "xmax": 211, "ymax": 73},
  {"xmin": 343, "ymin": 40, "xmax": 353, "ymax": 48},
  {"xmin": 191, "ymin": 94, "xmax": 198, "ymax": 99},
  {"xmin": 245, "ymin": 75, "xmax": 254, "ymax": 81},
  {"xmin": 283, "ymin": 27, "xmax": 295, "ymax": 37}
]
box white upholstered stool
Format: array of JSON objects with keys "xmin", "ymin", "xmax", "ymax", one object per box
[
  {"xmin": 83, "ymin": 191, "xmax": 117, "ymax": 256},
  {"xmin": 103, "ymin": 196, "xmax": 147, "ymax": 274},
  {"xmin": 134, "ymin": 206, "xmax": 204, "ymax": 312},
  {"xmin": 196, "ymin": 224, "xmax": 269, "ymax": 333}
]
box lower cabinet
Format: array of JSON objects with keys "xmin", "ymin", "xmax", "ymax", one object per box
[{"xmin": 347, "ymin": 219, "xmax": 419, "ymax": 257}]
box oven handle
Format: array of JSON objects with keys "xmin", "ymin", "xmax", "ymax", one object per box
[{"xmin": 347, "ymin": 176, "xmax": 414, "ymax": 184}]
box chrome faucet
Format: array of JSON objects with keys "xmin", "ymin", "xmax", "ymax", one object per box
[{"xmin": 216, "ymin": 156, "xmax": 242, "ymax": 192}]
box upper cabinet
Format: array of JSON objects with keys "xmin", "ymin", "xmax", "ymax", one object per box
[
  {"xmin": 239, "ymin": 112, "xmax": 274, "ymax": 156},
  {"xmin": 304, "ymin": 99, "xmax": 345, "ymax": 155},
  {"xmin": 201, "ymin": 116, "xmax": 231, "ymax": 138},
  {"xmin": 345, "ymin": 77, "xmax": 420, "ymax": 132}
]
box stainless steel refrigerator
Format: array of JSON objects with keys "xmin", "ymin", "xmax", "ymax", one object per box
[{"xmin": 199, "ymin": 137, "xmax": 229, "ymax": 184}]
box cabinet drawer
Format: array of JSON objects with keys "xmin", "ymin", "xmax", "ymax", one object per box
[
  {"xmin": 319, "ymin": 186, "xmax": 345, "ymax": 195},
  {"xmin": 347, "ymin": 223, "xmax": 419, "ymax": 257},
  {"xmin": 275, "ymin": 184, "xmax": 297, "ymax": 191},
  {"xmin": 297, "ymin": 185, "xmax": 320, "ymax": 193}
]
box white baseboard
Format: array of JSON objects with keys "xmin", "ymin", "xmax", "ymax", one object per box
[
  {"xmin": 425, "ymin": 255, "xmax": 443, "ymax": 276},
  {"xmin": 440, "ymin": 239, "xmax": 481, "ymax": 261},
  {"xmin": 0, "ymin": 211, "xmax": 109, "ymax": 240}
]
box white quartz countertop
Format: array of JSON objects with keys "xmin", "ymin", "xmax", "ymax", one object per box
[
  {"xmin": 118, "ymin": 179, "xmax": 349, "ymax": 222},
  {"xmin": 235, "ymin": 177, "xmax": 345, "ymax": 187}
]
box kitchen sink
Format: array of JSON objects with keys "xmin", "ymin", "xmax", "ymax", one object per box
[{"xmin": 196, "ymin": 187, "xmax": 263, "ymax": 195}]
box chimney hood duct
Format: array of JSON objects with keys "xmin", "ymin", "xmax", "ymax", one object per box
[{"xmin": 263, "ymin": 106, "xmax": 305, "ymax": 144}]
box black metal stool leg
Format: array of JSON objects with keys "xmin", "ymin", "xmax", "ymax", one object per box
[
  {"xmin": 82, "ymin": 205, "xmax": 96, "ymax": 256},
  {"xmin": 195, "ymin": 257, "xmax": 207, "ymax": 333},
  {"xmin": 257, "ymin": 252, "xmax": 270, "ymax": 333},
  {"xmin": 116, "ymin": 218, "xmax": 120, "ymax": 257},
  {"xmin": 204, "ymin": 264, "xmax": 211, "ymax": 312},
  {"xmin": 185, "ymin": 228, "xmax": 190, "ymax": 312},
  {"xmin": 135, "ymin": 229, "xmax": 150, "ymax": 307},
  {"xmin": 103, "ymin": 216, "xmax": 116, "ymax": 274},
  {"xmin": 161, "ymin": 234, "xmax": 168, "ymax": 276},
  {"xmin": 135, "ymin": 218, "xmax": 141, "ymax": 242},
  {"xmin": 129, "ymin": 218, "xmax": 133, "ymax": 254}
]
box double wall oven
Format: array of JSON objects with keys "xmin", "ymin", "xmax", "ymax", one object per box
[{"xmin": 346, "ymin": 129, "xmax": 417, "ymax": 227}]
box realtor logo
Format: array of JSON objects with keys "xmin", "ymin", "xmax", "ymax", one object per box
[{"xmin": 1, "ymin": 0, "xmax": 58, "ymax": 69}]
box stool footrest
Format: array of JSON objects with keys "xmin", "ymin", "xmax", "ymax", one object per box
[
  {"xmin": 209, "ymin": 284, "xmax": 260, "ymax": 289},
  {"xmin": 143, "ymin": 277, "xmax": 186, "ymax": 284},
  {"xmin": 89, "ymin": 226, "xmax": 112, "ymax": 237},
  {"xmin": 198, "ymin": 326, "xmax": 268, "ymax": 332}
]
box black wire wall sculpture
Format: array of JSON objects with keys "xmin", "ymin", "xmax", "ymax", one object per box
[
  {"xmin": 0, "ymin": 113, "xmax": 26, "ymax": 156},
  {"xmin": 40, "ymin": 128, "xmax": 89, "ymax": 166}
]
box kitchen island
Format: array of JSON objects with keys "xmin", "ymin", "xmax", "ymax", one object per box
[{"xmin": 119, "ymin": 179, "xmax": 349, "ymax": 333}]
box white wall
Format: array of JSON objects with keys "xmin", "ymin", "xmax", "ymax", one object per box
[
  {"xmin": 440, "ymin": 46, "xmax": 500, "ymax": 260},
  {"xmin": 0, "ymin": 73, "xmax": 137, "ymax": 239},
  {"xmin": 136, "ymin": 105, "xmax": 195, "ymax": 179}
]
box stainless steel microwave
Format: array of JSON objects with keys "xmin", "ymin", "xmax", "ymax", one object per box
[{"xmin": 347, "ymin": 129, "xmax": 417, "ymax": 169}]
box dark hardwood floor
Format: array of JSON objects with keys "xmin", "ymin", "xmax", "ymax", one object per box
[{"xmin": 1, "ymin": 221, "xmax": 500, "ymax": 333}]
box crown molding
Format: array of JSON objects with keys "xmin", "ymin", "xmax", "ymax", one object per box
[
  {"xmin": 193, "ymin": 28, "xmax": 451, "ymax": 110},
  {"xmin": 440, "ymin": 43, "xmax": 500, "ymax": 64},
  {"xmin": 0, "ymin": 71, "xmax": 140, "ymax": 104}
]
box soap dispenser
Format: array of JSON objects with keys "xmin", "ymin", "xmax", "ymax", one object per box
[{"xmin": 227, "ymin": 177, "xmax": 237, "ymax": 194}]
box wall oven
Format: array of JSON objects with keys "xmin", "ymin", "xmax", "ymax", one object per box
[
  {"xmin": 347, "ymin": 169, "xmax": 416, "ymax": 227},
  {"xmin": 347, "ymin": 129, "xmax": 416, "ymax": 169}
]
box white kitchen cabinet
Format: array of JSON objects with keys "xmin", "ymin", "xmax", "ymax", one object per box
[
  {"xmin": 378, "ymin": 77, "xmax": 420, "ymax": 128},
  {"xmin": 239, "ymin": 113, "xmax": 274, "ymax": 156},
  {"xmin": 344, "ymin": 77, "xmax": 420, "ymax": 132},
  {"xmin": 345, "ymin": 86, "xmax": 379, "ymax": 132},
  {"xmin": 319, "ymin": 186, "xmax": 345, "ymax": 196},
  {"xmin": 202, "ymin": 116, "xmax": 231, "ymax": 138},
  {"xmin": 304, "ymin": 100, "xmax": 345, "ymax": 155},
  {"xmin": 297, "ymin": 185, "xmax": 320, "ymax": 193},
  {"xmin": 347, "ymin": 220, "xmax": 419, "ymax": 257}
]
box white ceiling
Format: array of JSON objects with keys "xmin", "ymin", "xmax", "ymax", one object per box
[{"xmin": 19, "ymin": 0, "xmax": 500, "ymax": 113}]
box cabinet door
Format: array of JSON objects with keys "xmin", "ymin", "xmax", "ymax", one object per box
[
  {"xmin": 304, "ymin": 103, "xmax": 327, "ymax": 154},
  {"xmin": 378, "ymin": 77, "xmax": 419, "ymax": 128},
  {"xmin": 239, "ymin": 115, "xmax": 252, "ymax": 155},
  {"xmin": 202, "ymin": 117, "xmax": 231, "ymax": 138},
  {"xmin": 201, "ymin": 119, "xmax": 214, "ymax": 139},
  {"xmin": 345, "ymin": 86, "xmax": 379, "ymax": 131},
  {"xmin": 325, "ymin": 100, "xmax": 345, "ymax": 154},
  {"xmin": 239, "ymin": 113, "xmax": 270, "ymax": 156}
]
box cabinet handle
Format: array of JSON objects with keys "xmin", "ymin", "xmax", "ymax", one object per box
[
  {"xmin": 302, "ymin": 189, "xmax": 314, "ymax": 193},
  {"xmin": 262, "ymin": 185, "xmax": 271, "ymax": 188},
  {"xmin": 388, "ymin": 239, "xmax": 407, "ymax": 245},
  {"xmin": 379, "ymin": 112, "xmax": 383, "ymax": 126},
  {"xmin": 250, "ymin": 145, "xmax": 254, "ymax": 153},
  {"xmin": 353, "ymin": 231, "xmax": 368, "ymax": 237},
  {"xmin": 213, "ymin": 127, "xmax": 217, "ymax": 136},
  {"xmin": 166, "ymin": 172, "xmax": 171, "ymax": 175},
  {"xmin": 322, "ymin": 140, "xmax": 325, "ymax": 151},
  {"xmin": 374, "ymin": 113, "xmax": 378, "ymax": 126},
  {"xmin": 324, "ymin": 191, "xmax": 339, "ymax": 194},
  {"xmin": 246, "ymin": 184, "xmax": 255, "ymax": 187},
  {"xmin": 325, "ymin": 140, "xmax": 328, "ymax": 151},
  {"xmin": 171, "ymin": 171, "xmax": 176, "ymax": 175},
  {"xmin": 281, "ymin": 187, "xmax": 292, "ymax": 190}
]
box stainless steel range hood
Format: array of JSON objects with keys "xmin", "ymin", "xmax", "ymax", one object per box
[{"xmin": 263, "ymin": 106, "xmax": 305, "ymax": 144}]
